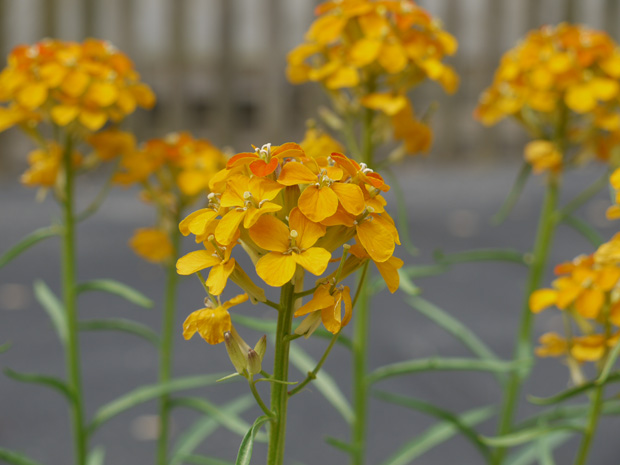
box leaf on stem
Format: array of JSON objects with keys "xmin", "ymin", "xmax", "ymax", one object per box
[
  {"xmin": 597, "ymin": 338, "xmax": 620, "ymax": 385},
  {"xmin": 86, "ymin": 446, "xmax": 105, "ymax": 465},
  {"xmin": 561, "ymin": 215, "xmax": 604, "ymax": 247},
  {"xmin": 4, "ymin": 368, "xmax": 73, "ymax": 402},
  {"xmin": 78, "ymin": 318, "xmax": 159, "ymax": 346},
  {"xmin": 170, "ymin": 396, "xmax": 256, "ymax": 465},
  {"xmin": 505, "ymin": 431, "xmax": 573, "ymax": 465},
  {"xmin": 480, "ymin": 423, "xmax": 583, "ymax": 447},
  {"xmin": 235, "ymin": 415, "xmax": 273, "ymax": 465},
  {"xmin": 379, "ymin": 405, "xmax": 495, "ymax": 465},
  {"xmin": 33, "ymin": 280, "xmax": 67, "ymax": 345},
  {"xmin": 289, "ymin": 344, "xmax": 354, "ymax": 424},
  {"xmin": 76, "ymin": 279, "xmax": 153, "ymax": 309},
  {"xmin": 181, "ymin": 455, "xmax": 234, "ymax": 465},
  {"xmin": 325, "ymin": 436, "xmax": 357, "ymax": 455},
  {"xmin": 434, "ymin": 248, "xmax": 527, "ymax": 266},
  {"xmin": 0, "ymin": 226, "xmax": 60, "ymax": 269},
  {"xmin": 492, "ymin": 162, "xmax": 532, "ymax": 225},
  {"xmin": 529, "ymin": 373, "xmax": 620, "ymax": 405},
  {"xmin": 373, "ymin": 390, "xmax": 491, "ymax": 460},
  {"xmin": 88, "ymin": 373, "xmax": 230, "ymax": 433},
  {"xmin": 0, "ymin": 448, "xmax": 45, "ymax": 465}
]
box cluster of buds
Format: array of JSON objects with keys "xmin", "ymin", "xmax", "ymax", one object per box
[
  {"xmin": 530, "ymin": 239, "xmax": 620, "ymax": 368},
  {"xmin": 476, "ymin": 24, "xmax": 620, "ymax": 174},
  {"xmin": 287, "ymin": 0, "xmax": 458, "ymax": 157},
  {"xmin": 0, "ymin": 39, "xmax": 155, "ymax": 133},
  {"xmin": 178, "ymin": 142, "xmax": 402, "ymax": 346},
  {"xmin": 89, "ymin": 130, "xmax": 227, "ymax": 263}
]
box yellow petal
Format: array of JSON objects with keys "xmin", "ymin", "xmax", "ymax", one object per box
[
  {"xmin": 575, "ymin": 288, "xmax": 604, "ymax": 319},
  {"xmin": 326, "ymin": 66, "xmax": 359, "ymax": 89},
  {"xmin": 17, "ymin": 83, "xmax": 47, "ymax": 110},
  {"xmin": 129, "ymin": 228, "xmax": 173, "ymax": 263},
  {"xmin": 86, "ymin": 81, "xmax": 119, "ymax": 107},
  {"xmin": 356, "ymin": 219, "xmax": 394, "ymax": 263},
  {"xmin": 529, "ymin": 289, "xmax": 558, "ymax": 313},
  {"xmin": 79, "ymin": 110, "xmax": 107, "ymax": 131},
  {"xmin": 176, "ymin": 250, "xmax": 221, "ymax": 275},
  {"xmin": 295, "ymin": 284, "xmax": 335, "ymax": 317},
  {"xmin": 375, "ymin": 255, "xmax": 404, "ymax": 293},
  {"xmin": 349, "ymin": 39, "xmax": 382, "ymax": 67},
  {"xmin": 332, "ymin": 182, "xmax": 365, "ymax": 216},
  {"xmin": 361, "ymin": 93, "xmax": 408, "ymax": 116},
  {"xmin": 51, "ymin": 105, "xmax": 79, "ymax": 126},
  {"xmin": 249, "ymin": 214, "xmax": 290, "ymax": 252},
  {"xmin": 378, "ymin": 41, "xmax": 408, "ymax": 74},
  {"xmin": 182, "ymin": 307, "xmax": 231, "ymax": 344},
  {"xmin": 565, "ymin": 85, "xmax": 597, "ymax": 113},
  {"xmin": 180, "ymin": 209, "xmax": 218, "ymax": 237},
  {"xmin": 295, "ymin": 247, "xmax": 331, "ymax": 276},
  {"xmin": 607, "ymin": 205, "xmax": 620, "ymax": 220},
  {"xmin": 289, "ymin": 207, "xmax": 326, "ymax": 250},
  {"xmin": 214, "ymin": 209, "xmax": 246, "ymax": 245},
  {"xmin": 244, "ymin": 202, "xmax": 281, "ymax": 229},
  {"xmin": 277, "ymin": 161, "xmax": 317, "ymax": 185},
  {"xmin": 256, "ymin": 252, "xmax": 297, "ymax": 287},
  {"xmin": 298, "ymin": 185, "xmax": 339, "ymax": 222},
  {"xmin": 62, "ymin": 70, "xmax": 90, "ymax": 97},
  {"xmin": 206, "ymin": 259, "xmax": 236, "ymax": 295}
]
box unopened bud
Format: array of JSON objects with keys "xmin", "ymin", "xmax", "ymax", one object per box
[
  {"xmin": 247, "ymin": 348, "xmax": 262, "ymax": 376},
  {"xmin": 224, "ymin": 331, "xmax": 248, "ymax": 376},
  {"xmin": 254, "ymin": 335, "xmax": 267, "ymax": 361}
]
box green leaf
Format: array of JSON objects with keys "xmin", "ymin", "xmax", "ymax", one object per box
[
  {"xmin": 434, "ymin": 248, "xmax": 527, "ymax": 266},
  {"xmin": 373, "ymin": 390, "xmax": 491, "ymax": 460},
  {"xmin": 536, "ymin": 426, "xmax": 557, "ymax": 465},
  {"xmin": 561, "ymin": 215, "xmax": 604, "ymax": 247},
  {"xmin": 492, "ymin": 162, "xmax": 531, "ymax": 225},
  {"xmin": 370, "ymin": 264, "xmax": 446, "ymax": 294},
  {"xmin": 289, "ymin": 344, "xmax": 354, "ymax": 424},
  {"xmin": 396, "ymin": 269, "xmax": 420, "ymax": 296},
  {"xmin": 0, "ymin": 226, "xmax": 60, "ymax": 269},
  {"xmin": 4, "ymin": 368, "xmax": 73, "ymax": 402},
  {"xmin": 86, "ymin": 446, "xmax": 105, "ymax": 465},
  {"xmin": 170, "ymin": 396, "xmax": 255, "ymax": 465},
  {"xmin": 406, "ymin": 297, "xmax": 500, "ymax": 368},
  {"xmin": 517, "ymin": 399, "xmax": 620, "ymax": 429},
  {"xmin": 480, "ymin": 423, "xmax": 583, "ymax": 447},
  {"xmin": 0, "ymin": 342, "xmax": 11, "ymax": 353},
  {"xmin": 76, "ymin": 279, "xmax": 153, "ymax": 309},
  {"xmin": 182, "ymin": 456, "xmax": 234, "ymax": 465},
  {"xmin": 380, "ymin": 405, "xmax": 495, "ymax": 465},
  {"xmin": 235, "ymin": 415, "xmax": 273, "ymax": 465},
  {"xmin": 325, "ymin": 436, "xmax": 357, "ymax": 455},
  {"xmin": 0, "ymin": 448, "xmax": 44, "ymax": 465},
  {"xmin": 78, "ymin": 319, "xmax": 159, "ymax": 346},
  {"xmin": 529, "ymin": 373, "xmax": 620, "ymax": 405},
  {"xmin": 33, "ymin": 280, "xmax": 67, "ymax": 345},
  {"xmin": 505, "ymin": 432, "xmax": 573, "ymax": 465},
  {"xmin": 171, "ymin": 396, "xmax": 263, "ymax": 440},
  {"xmin": 367, "ymin": 357, "xmax": 519, "ymax": 385},
  {"xmin": 597, "ymin": 338, "xmax": 620, "ymax": 385},
  {"xmin": 88, "ymin": 373, "xmax": 230, "ymax": 433}
]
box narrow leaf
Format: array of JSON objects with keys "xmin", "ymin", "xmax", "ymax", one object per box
[
  {"xmin": 396, "ymin": 269, "xmax": 420, "ymax": 296},
  {"xmin": 407, "ymin": 297, "xmax": 500, "ymax": 366},
  {"xmin": 0, "ymin": 226, "xmax": 60, "ymax": 269},
  {"xmin": 76, "ymin": 279, "xmax": 153, "ymax": 309},
  {"xmin": 597, "ymin": 337, "xmax": 620, "ymax": 385},
  {"xmin": 86, "ymin": 446, "xmax": 105, "ymax": 465},
  {"xmin": 171, "ymin": 396, "xmax": 262, "ymax": 439},
  {"xmin": 78, "ymin": 319, "xmax": 159, "ymax": 346},
  {"xmin": 517, "ymin": 399, "xmax": 620, "ymax": 429},
  {"xmin": 529, "ymin": 373, "xmax": 620, "ymax": 405},
  {"xmin": 181, "ymin": 455, "xmax": 234, "ymax": 465},
  {"xmin": 0, "ymin": 448, "xmax": 44, "ymax": 465},
  {"xmin": 492, "ymin": 162, "xmax": 531, "ymax": 225},
  {"xmin": 373, "ymin": 390, "xmax": 491, "ymax": 460},
  {"xmin": 325, "ymin": 436, "xmax": 357, "ymax": 455},
  {"xmin": 370, "ymin": 264, "xmax": 446, "ymax": 294},
  {"xmin": 289, "ymin": 344, "xmax": 354, "ymax": 424},
  {"xmin": 367, "ymin": 357, "xmax": 518, "ymax": 385},
  {"xmin": 0, "ymin": 342, "xmax": 11, "ymax": 353},
  {"xmin": 480, "ymin": 424, "xmax": 583, "ymax": 447},
  {"xmin": 4, "ymin": 368, "xmax": 73, "ymax": 401},
  {"xmin": 434, "ymin": 248, "xmax": 527, "ymax": 266},
  {"xmin": 33, "ymin": 280, "xmax": 67, "ymax": 345},
  {"xmin": 170, "ymin": 396, "xmax": 255, "ymax": 465},
  {"xmin": 505, "ymin": 432, "xmax": 573, "ymax": 465},
  {"xmin": 235, "ymin": 415, "xmax": 273, "ymax": 465},
  {"xmin": 561, "ymin": 215, "xmax": 604, "ymax": 247},
  {"xmin": 380, "ymin": 406, "xmax": 495, "ymax": 465},
  {"xmin": 536, "ymin": 427, "xmax": 557, "ymax": 465},
  {"xmin": 89, "ymin": 373, "xmax": 230, "ymax": 433}
]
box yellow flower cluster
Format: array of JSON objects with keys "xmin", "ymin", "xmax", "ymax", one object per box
[
  {"xmin": 477, "ymin": 24, "xmax": 620, "ymax": 174},
  {"xmin": 287, "ymin": 0, "xmax": 458, "ymax": 156},
  {"xmin": 530, "ymin": 244, "xmax": 620, "ymax": 363},
  {"xmin": 178, "ymin": 142, "xmax": 403, "ymax": 344},
  {"xmin": 90, "ymin": 131, "xmax": 227, "ymax": 263},
  {"xmin": 0, "ymin": 38, "xmax": 155, "ymax": 133},
  {"xmin": 20, "ymin": 141, "xmax": 82, "ymax": 188}
]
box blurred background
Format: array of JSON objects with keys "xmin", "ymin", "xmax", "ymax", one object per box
[{"xmin": 1, "ymin": 0, "xmax": 620, "ymax": 464}]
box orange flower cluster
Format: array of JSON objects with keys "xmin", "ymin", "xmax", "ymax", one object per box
[
  {"xmin": 89, "ymin": 131, "xmax": 227, "ymax": 263},
  {"xmin": 287, "ymin": 0, "xmax": 458, "ymax": 156},
  {"xmin": 477, "ymin": 24, "xmax": 620, "ymax": 174},
  {"xmin": 178, "ymin": 142, "xmax": 402, "ymax": 344},
  {"xmin": 0, "ymin": 38, "xmax": 155, "ymax": 133},
  {"xmin": 530, "ymin": 244, "xmax": 620, "ymax": 363}
]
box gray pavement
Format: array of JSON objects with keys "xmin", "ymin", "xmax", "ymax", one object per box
[{"xmin": 1, "ymin": 159, "xmax": 619, "ymax": 464}]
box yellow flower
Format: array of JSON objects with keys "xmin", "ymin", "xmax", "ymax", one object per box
[
  {"xmin": 88, "ymin": 129, "xmax": 137, "ymax": 161},
  {"xmin": 300, "ymin": 126, "xmax": 345, "ymax": 159},
  {"xmin": 524, "ymin": 140, "xmax": 562, "ymax": 174},
  {"xmin": 183, "ymin": 294, "xmax": 248, "ymax": 345},
  {"xmin": 20, "ymin": 141, "xmax": 82, "ymax": 188},
  {"xmin": 249, "ymin": 207, "xmax": 331, "ymax": 287},
  {"xmin": 129, "ymin": 228, "xmax": 174, "ymax": 263},
  {"xmin": 295, "ymin": 283, "xmax": 352, "ymax": 334}
]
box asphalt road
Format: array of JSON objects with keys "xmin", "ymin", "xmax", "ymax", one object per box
[{"xmin": 1, "ymin": 159, "xmax": 619, "ymax": 465}]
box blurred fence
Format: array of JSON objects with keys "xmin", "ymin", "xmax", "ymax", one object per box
[{"xmin": 0, "ymin": 0, "xmax": 619, "ymax": 168}]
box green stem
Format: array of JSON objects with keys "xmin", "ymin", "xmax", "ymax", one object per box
[
  {"xmin": 288, "ymin": 332, "xmax": 340, "ymax": 396},
  {"xmin": 493, "ymin": 177, "xmax": 560, "ymax": 465},
  {"xmin": 157, "ymin": 220, "xmax": 182, "ymax": 465},
  {"xmin": 351, "ymin": 261, "xmax": 371, "ymax": 465},
  {"xmin": 266, "ymin": 281, "xmax": 295, "ymax": 465},
  {"xmin": 573, "ymin": 384, "xmax": 604, "ymax": 465},
  {"xmin": 61, "ymin": 134, "xmax": 87, "ymax": 465},
  {"xmin": 250, "ymin": 380, "xmax": 274, "ymax": 417}
]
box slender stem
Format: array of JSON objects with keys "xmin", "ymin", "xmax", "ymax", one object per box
[
  {"xmin": 61, "ymin": 134, "xmax": 87, "ymax": 465},
  {"xmin": 157, "ymin": 222, "xmax": 182, "ymax": 465},
  {"xmin": 557, "ymin": 171, "xmax": 610, "ymax": 221},
  {"xmin": 289, "ymin": 332, "xmax": 340, "ymax": 396},
  {"xmin": 266, "ymin": 281, "xmax": 295, "ymax": 465},
  {"xmin": 573, "ymin": 384, "xmax": 604, "ymax": 465},
  {"xmin": 351, "ymin": 261, "xmax": 371, "ymax": 465},
  {"xmin": 492, "ymin": 177, "xmax": 560, "ymax": 465},
  {"xmin": 250, "ymin": 380, "xmax": 274, "ymax": 417}
]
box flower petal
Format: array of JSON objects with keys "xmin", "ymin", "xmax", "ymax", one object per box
[
  {"xmin": 215, "ymin": 209, "xmax": 246, "ymax": 245},
  {"xmin": 182, "ymin": 307, "xmax": 231, "ymax": 344},
  {"xmin": 298, "ymin": 185, "xmax": 339, "ymax": 222},
  {"xmin": 289, "ymin": 207, "xmax": 326, "ymax": 249},
  {"xmin": 295, "ymin": 247, "xmax": 331, "ymax": 276},
  {"xmin": 249, "ymin": 214, "xmax": 290, "ymax": 252},
  {"xmin": 278, "ymin": 162, "xmax": 317, "ymax": 185},
  {"xmin": 331, "ymin": 182, "xmax": 365, "ymax": 216},
  {"xmin": 176, "ymin": 250, "xmax": 221, "ymax": 275},
  {"xmin": 206, "ymin": 259, "xmax": 236, "ymax": 295},
  {"xmin": 529, "ymin": 289, "xmax": 558, "ymax": 313},
  {"xmin": 256, "ymin": 252, "xmax": 297, "ymax": 287},
  {"xmin": 356, "ymin": 219, "xmax": 394, "ymax": 263}
]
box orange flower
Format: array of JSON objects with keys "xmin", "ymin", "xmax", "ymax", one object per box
[
  {"xmin": 183, "ymin": 294, "xmax": 248, "ymax": 345},
  {"xmin": 226, "ymin": 142, "xmax": 304, "ymax": 177},
  {"xmin": 295, "ymin": 283, "xmax": 353, "ymax": 335}
]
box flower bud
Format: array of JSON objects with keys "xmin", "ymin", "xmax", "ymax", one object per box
[
  {"xmin": 224, "ymin": 331, "xmax": 247, "ymax": 376},
  {"xmin": 254, "ymin": 335, "xmax": 267, "ymax": 361},
  {"xmin": 247, "ymin": 348, "xmax": 262, "ymax": 376}
]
